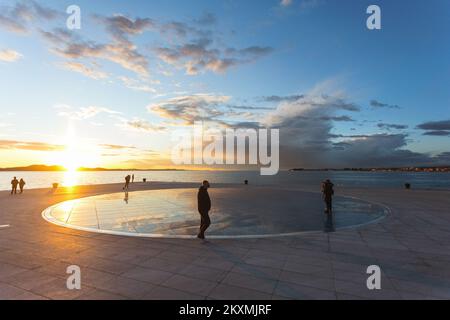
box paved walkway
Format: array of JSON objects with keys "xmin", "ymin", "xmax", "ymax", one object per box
[{"xmin": 0, "ymin": 182, "xmax": 450, "ymax": 300}]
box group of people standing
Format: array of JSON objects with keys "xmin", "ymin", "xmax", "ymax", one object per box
[{"xmin": 10, "ymin": 177, "xmax": 26, "ymax": 195}]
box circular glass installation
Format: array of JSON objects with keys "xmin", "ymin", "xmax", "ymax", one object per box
[{"xmin": 42, "ymin": 187, "xmax": 388, "ymax": 238}]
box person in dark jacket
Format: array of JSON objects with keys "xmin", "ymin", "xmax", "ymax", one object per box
[
  {"xmin": 321, "ymin": 179, "xmax": 334, "ymax": 214},
  {"xmin": 11, "ymin": 177, "xmax": 19, "ymax": 195},
  {"xmin": 197, "ymin": 180, "xmax": 211, "ymax": 239}
]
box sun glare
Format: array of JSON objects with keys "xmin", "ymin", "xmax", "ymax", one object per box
[
  {"xmin": 63, "ymin": 170, "xmax": 79, "ymax": 188},
  {"xmin": 52, "ymin": 126, "xmax": 99, "ymax": 188}
]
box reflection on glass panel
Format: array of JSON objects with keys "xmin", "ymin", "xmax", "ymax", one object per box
[{"xmin": 43, "ymin": 188, "xmax": 387, "ymax": 237}]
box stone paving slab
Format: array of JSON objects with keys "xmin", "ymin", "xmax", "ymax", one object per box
[{"xmin": 0, "ymin": 182, "xmax": 449, "ymax": 299}]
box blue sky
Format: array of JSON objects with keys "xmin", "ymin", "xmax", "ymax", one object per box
[{"xmin": 0, "ymin": 0, "xmax": 449, "ymax": 169}]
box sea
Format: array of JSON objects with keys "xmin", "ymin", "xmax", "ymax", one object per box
[{"xmin": 1, "ymin": 170, "xmax": 449, "ymax": 191}]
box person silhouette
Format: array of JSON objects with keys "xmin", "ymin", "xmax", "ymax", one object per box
[
  {"xmin": 197, "ymin": 180, "xmax": 211, "ymax": 240},
  {"xmin": 11, "ymin": 177, "xmax": 19, "ymax": 195},
  {"xmin": 19, "ymin": 178, "xmax": 26, "ymax": 194},
  {"xmin": 132, "ymin": 174, "xmax": 135, "ymax": 183},
  {"xmin": 123, "ymin": 175, "xmax": 131, "ymax": 190},
  {"xmin": 321, "ymin": 179, "xmax": 334, "ymax": 215}
]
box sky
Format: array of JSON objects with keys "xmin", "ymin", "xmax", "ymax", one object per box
[{"xmin": 0, "ymin": 0, "xmax": 449, "ymax": 170}]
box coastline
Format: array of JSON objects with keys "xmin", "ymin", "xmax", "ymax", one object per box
[{"xmin": 1, "ymin": 170, "xmax": 450, "ymax": 192}]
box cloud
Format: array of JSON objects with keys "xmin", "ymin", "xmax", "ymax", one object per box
[
  {"xmin": 148, "ymin": 96, "xmax": 269, "ymax": 126},
  {"xmin": 40, "ymin": 12, "xmax": 272, "ymax": 78},
  {"xmin": 149, "ymin": 94, "xmax": 230, "ymax": 124},
  {"xmin": 155, "ymin": 38, "xmax": 273, "ymax": 75},
  {"xmin": 31, "ymin": 1, "xmax": 59, "ymax": 20},
  {"xmin": 160, "ymin": 21, "xmax": 201, "ymax": 38},
  {"xmin": 144, "ymin": 84, "xmax": 365, "ymax": 167},
  {"xmin": 0, "ymin": 1, "xmax": 59, "ymax": 34},
  {"xmin": 319, "ymin": 115, "xmax": 354, "ymax": 122},
  {"xmin": 0, "ymin": 139, "xmax": 64, "ymax": 152},
  {"xmin": 55, "ymin": 105, "xmax": 121, "ymax": 120},
  {"xmin": 327, "ymin": 134, "xmax": 434, "ymax": 168},
  {"xmin": 422, "ymin": 130, "xmax": 450, "ymax": 136},
  {"xmin": 99, "ymin": 144, "xmax": 137, "ymax": 150},
  {"xmin": 280, "ymin": 0, "xmax": 293, "ymax": 7},
  {"xmin": 264, "ymin": 93, "xmax": 360, "ymax": 128},
  {"xmin": 254, "ymin": 83, "xmax": 442, "ymax": 168},
  {"xmin": 228, "ymin": 105, "xmax": 275, "ymax": 111},
  {"xmin": 58, "ymin": 61, "xmax": 108, "ymax": 80},
  {"xmin": 119, "ymin": 118, "xmax": 166, "ymax": 132},
  {"xmin": 41, "ymin": 23, "xmax": 150, "ymax": 77},
  {"xmin": 261, "ymin": 95, "xmax": 305, "ymax": 103},
  {"xmin": 0, "ymin": 49, "xmax": 23, "ymax": 62},
  {"xmin": 279, "ymin": 0, "xmax": 323, "ymax": 11},
  {"xmin": 95, "ymin": 14, "xmax": 155, "ymax": 47},
  {"xmin": 435, "ymin": 152, "xmax": 450, "ymax": 163},
  {"xmin": 417, "ymin": 119, "xmax": 450, "ymax": 131},
  {"xmin": 416, "ymin": 119, "xmax": 450, "ymax": 137},
  {"xmin": 262, "ymin": 91, "xmax": 360, "ymax": 160},
  {"xmin": 370, "ymin": 99, "xmax": 401, "ymax": 109},
  {"xmin": 377, "ymin": 123, "xmax": 408, "ymax": 130},
  {"xmin": 117, "ymin": 76, "xmax": 157, "ymax": 93},
  {"xmin": 0, "ymin": 11, "xmax": 28, "ymax": 33},
  {"xmin": 3, "ymin": 5, "xmax": 272, "ymax": 78}
]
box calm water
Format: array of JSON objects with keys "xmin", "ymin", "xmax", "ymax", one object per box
[{"xmin": 1, "ymin": 170, "xmax": 449, "ymax": 191}]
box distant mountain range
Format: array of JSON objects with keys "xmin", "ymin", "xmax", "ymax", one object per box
[{"xmin": 0, "ymin": 165, "xmax": 184, "ymax": 172}]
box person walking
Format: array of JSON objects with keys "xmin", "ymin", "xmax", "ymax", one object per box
[
  {"xmin": 123, "ymin": 175, "xmax": 131, "ymax": 190},
  {"xmin": 11, "ymin": 177, "xmax": 19, "ymax": 195},
  {"xmin": 197, "ymin": 180, "xmax": 211, "ymax": 239},
  {"xmin": 321, "ymin": 179, "xmax": 334, "ymax": 214},
  {"xmin": 19, "ymin": 178, "xmax": 26, "ymax": 194},
  {"xmin": 132, "ymin": 174, "xmax": 135, "ymax": 183}
]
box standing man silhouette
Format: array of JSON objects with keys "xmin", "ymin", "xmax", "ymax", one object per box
[
  {"xmin": 321, "ymin": 179, "xmax": 334, "ymax": 215},
  {"xmin": 11, "ymin": 177, "xmax": 19, "ymax": 195},
  {"xmin": 123, "ymin": 175, "xmax": 131, "ymax": 190},
  {"xmin": 197, "ymin": 180, "xmax": 211, "ymax": 239}
]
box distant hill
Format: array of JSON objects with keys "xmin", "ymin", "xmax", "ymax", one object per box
[
  {"xmin": 0, "ymin": 164, "xmax": 185, "ymax": 171},
  {"xmin": 0, "ymin": 165, "xmax": 67, "ymax": 171}
]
